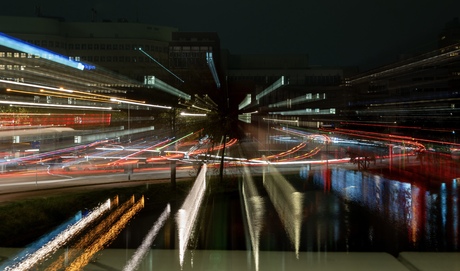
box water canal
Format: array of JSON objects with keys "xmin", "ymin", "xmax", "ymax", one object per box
[{"xmin": 0, "ymin": 163, "xmax": 458, "ymax": 269}]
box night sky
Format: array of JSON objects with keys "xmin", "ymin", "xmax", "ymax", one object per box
[{"xmin": 1, "ymin": 0, "xmax": 460, "ymax": 70}]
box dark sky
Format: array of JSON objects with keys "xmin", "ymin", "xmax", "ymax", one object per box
[{"xmin": 2, "ymin": 0, "xmax": 460, "ymax": 70}]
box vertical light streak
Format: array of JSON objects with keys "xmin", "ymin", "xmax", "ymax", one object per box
[
  {"xmin": 5, "ymin": 199, "xmax": 112, "ymax": 271},
  {"xmin": 176, "ymin": 164, "xmax": 208, "ymax": 268},
  {"xmin": 45, "ymin": 196, "xmax": 138, "ymax": 271},
  {"xmin": 441, "ymin": 183, "xmax": 447, "ymax": 228},
  {"xmin": 65, "ymin": 196, "xmax": 145, "ymax": 271},
  {"xmin": 453, "ymin": 179, "xmax": 458, "ymax": 249},
  {"xmin": 242, "ymin": 165, "xmax": 265, "ymax": 271},
  {"xmin": 122, "ymin": 204, "xmax": 171, "ymax": 271},
  {"xmin": 263, "ymin": 163, "xmax": 304, "ymax": 257},
  {"xmin": 206, "ymin": 52, "xmax": 221, "ymax": 88}
]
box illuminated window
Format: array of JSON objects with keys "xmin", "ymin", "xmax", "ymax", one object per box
[{"xmin": 0, "ymin": 52, "xmax": 4, "ymax": 57}]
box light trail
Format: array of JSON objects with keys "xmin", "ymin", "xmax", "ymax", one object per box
[
  {"xmin": 0, "ymin": 100, "xmax": 113, "ymax": 111},
  {"xmin": 65, "ymin": 196, "xmax": 145, "ymax": 271},
  {"xmin": 4, "ymin": 198, "xmax": 112, "ymax": 271},
  {"xmin": 137, "ymin": 47, "xmax": 184, "ymax": 83},
  {"xmin": 263, "ymin": 162, "xmax": 304, "ymax": 258},
  {"xmin": 176, "ymin": 163, "xmax": 208, "ymax": 268},
  {"xmin": 103, "ymin": 138, "xmax": 172, "ymax": 165},
  {"xmin": 156, "ymin": 131, "xmax": 198, "ymax": 151},
  {"xmin": 0, "ymin": 32, "xmax": 86, "ymax": 70},
  {"xmin": 253, "ymin": 142, "xmax": 307, "ymax": 161},
  {"xmin": 329, "ymin": 127, "xmax": 426, "ymax": 149},
  {"xmin": 241, "ymin": 162, "xmax": 265, "ymax": 271},
  {"xmin": 122, "ymin": 204, "xmax": 171, "ymax": 271},
  {"xmin": 44, "ymin": 196, "xmax": 139, "ymax": 271},
  {"xmin": 0, "ymin": 211, "xmax": 83, "ymax": 270}
]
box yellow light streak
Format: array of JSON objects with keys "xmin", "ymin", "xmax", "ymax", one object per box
[
  {"xmin": 6, "ymin": 88, "xmax": 116, "ymax": 104},
  {"xmin": 45, "ymin": 196, "xmax": 138, "ymax": 271},
  {"xmin": 5, "ymin": 198, "xmax": 112, "ymax": 271},
  {"xmin": 39, "ymin": 89, "xmax": 113, "ymax": 103},
  {"xmin": 65, "ymin": 196, "xmax": 145, "ymax": 271}
]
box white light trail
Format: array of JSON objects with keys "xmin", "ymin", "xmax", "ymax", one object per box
[
  {"xmin": 242, "ymin": 165, "xmax": 265, "ymax": 271},
  {"xmin": 123, "ymin": 204, "xmax": 171, "ymax": 271},
  {"xmin": 0, "ymin": 100, "xmax": 112, "ymax": 111},
  {"xmin": 238, "ymin": 94, "xmax": 252, "ymax": 110},
  {"xmin": 263, "ymin": 162, "xmax": 304, "ymax": 258},
  {"xmin": 256, "ymin": 76, "xmax": 286, "ymax": 100},
  {"xmin": 5, "ymin": 199, "xmax": 111, "ymax": 271},
  {"xmin": 110, "ymin": 98, "xmax": 172, "ymax": 109},
  {"xmin": 144, "ymin": 75, "xmax": 191, "ymax": 100},
  {"xmin": 263, "ymin": 118, "xmax": 299, "ymax": 124},
  {"xmin": 176, "ymin": 163, "xmax": 208, "ymax": 267},
  {"xmin": 180, "ymin": 112, "xmax": 207, "ymax": 117},
  {"xmin": 137, "ymin": 47, "xmax": 185, "ymax": 83}
]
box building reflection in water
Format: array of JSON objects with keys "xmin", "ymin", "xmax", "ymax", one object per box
[{"xmin": 309, "ymin": 167, "xmax": 460, "ymax": 252}]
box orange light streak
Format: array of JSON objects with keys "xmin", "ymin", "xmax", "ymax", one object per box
[{"xmin": 65, "ymin": 196, "xmax": 145, "ymax": 271}]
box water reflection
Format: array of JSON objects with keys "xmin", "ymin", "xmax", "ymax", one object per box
[
  {"xmin": 0, "ymin": 211, "xmax": 83, "ymax": 270},
  {"xmin": 45, "ymin": 196, "xmax": 134, "ymax": 270},
  {"xmin": 65, "ymin": 196, "xmax": 144, "ymax": 270},
  {"xmin": 4, "ymin": 198, "xmax": 113, "ymax": 271},
  {"xmin": 309, "ymin": 167, "xmax": 460, "ymax": 253},
  {"xmin": 1, "ymin": 164, "xmax": 458, "ymax": 270}
]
